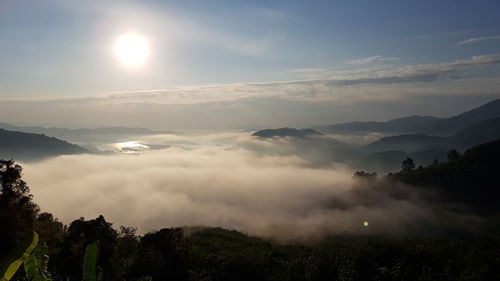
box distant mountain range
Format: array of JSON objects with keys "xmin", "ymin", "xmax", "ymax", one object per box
[
  {"xmin": 314, "ymin": 99, "xmax": 500, "ymax": 136},
  {"xmin": 363, "ymin": 118, "xmax": 500, "ymax": 153},
  {"xmin": 252, "ymin": 99, "xmax": 500, "ymax": 172},
  {"xmin": 0, "ymin": 123, "xmax": 173, "ymax": 143},
  {"xmin": 0, "ymin": 129, "xmax": 88, "ymax": 161}
]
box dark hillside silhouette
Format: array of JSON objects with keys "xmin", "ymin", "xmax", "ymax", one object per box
[
  {"xmin": 0, "ymin": 129, "xmax": 88, "ymax": 161},
  {"xmin": 0, "ymin": 123, "xmax": 172, "ymax": 143},
  {"xmin": 389, "ymin": 139, "xmax": 500, "ymax": 212}
]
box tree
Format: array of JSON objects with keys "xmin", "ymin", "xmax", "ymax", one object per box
[
  {"xmin": 0, "ymin": 160, "xmax": 39, "ymax": 254},
  {"xmin": 113, "ymin": 226, "xmax": 139, "ymax": 280},
  {"xmin": 401, "ymin": 157, "xmax": 415, "ymax": 172},
  {"xmin": 447, "ymin": 149, "xmax": 460, "ymax": 161},
  {"xmin": 57, "ymin": 216, "xmax": 117, "ymax": 281},
  {"xmin": 353, "ymin": 171, "xmax": 377, "ymax": 182},
  {"xmin": 130, "ymin": 228, "xmax": 189, "ymax": 281}
]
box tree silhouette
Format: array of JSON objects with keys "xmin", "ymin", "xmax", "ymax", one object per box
[
  {"xmin": 402, "ymin": 157, "xmax": 415, "ymax": 172},
  {"xmin": 0, "ymin": 159, "xmax": 39, "ymax": 254},
  {"xmin": 447, "ymin": 149, "xmax": 460, "ymax": 161},
  {"xmin": 353, "ymin": 171, "xmax": 377, "ymax": 181}
]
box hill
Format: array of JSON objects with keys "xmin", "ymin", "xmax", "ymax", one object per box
[
  {"xmin": 362, "ymin": 118, "xmax": 500, "ymax": 153},
  {"xmin": 314, "ymin": 115, "xmax": 443, "ymax": 134},
  {"xmin": 0, "ymin": 129, "xmax": 88, "ymax": 161},
  {"xmin": 0, "ymin": 123, "xmax": 173, "ymax": 143},
  {"xmin": 449, "ymin": 117, "xmax": 500, "ymax": 148},
  {"xmin": 389, "ymin": 138, "xmax": 500, "ymax": 211},
  {"xmin": 252, "ymin": 127, "xmax": 323, "ymax": 138},
  {"xmin": 429, "ymin": 99, "xmax": 500, "ymax": 135},
  {"xmin": 248, "ymin": 127, "xmax": 366, "ymax": 167},
  {"xmin": 315, "ymin": 98, "xmax": 500, "ymax": 136},
  {"xmin": 363, "ymin": 133, "xmax": 444, "ymax": 153}
]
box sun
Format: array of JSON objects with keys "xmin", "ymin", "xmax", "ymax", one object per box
[{"xmin": 114, "ymin": 33, "xmax": 150, "ymax": 68}]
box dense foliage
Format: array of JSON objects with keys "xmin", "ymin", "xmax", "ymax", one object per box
[{"xmin": 389, "ymin": 139, "xmax": 500, "ymax": 212}]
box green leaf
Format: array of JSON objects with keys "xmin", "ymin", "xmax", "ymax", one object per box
[
  {"xmin": 96, "ymin": 266, "xmax": 102, "ymax": 281},
  {"xmin": 0, "ymin": 231, "xmax": 39, "ymax": 281},
  {"xmin": 82, "ymin": 242, "xmax": 99, "ymax": 281},
  {"xmin": 24, "ymin": 241, "xmax": 52, "ymax": 281}
]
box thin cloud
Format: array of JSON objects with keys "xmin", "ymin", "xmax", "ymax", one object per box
[
  {"xmin": 0, "ymin": 55, "xmax": 499, "ymax": 130},
  {"xmin": 459, "ymin": 35, "xmax": 500, "ymax": 45},
  {"xmin": 346, "ymin": 56, "xmax": 399, "ymax": 65},
  {"xmin": 1, "ymin": 54, "xmax": 499, "ymax": 106}
]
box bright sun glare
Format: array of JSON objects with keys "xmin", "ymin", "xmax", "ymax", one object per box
[{"xmin": 114, "ymin": 33, "xmax": 150, "ymax": 68}]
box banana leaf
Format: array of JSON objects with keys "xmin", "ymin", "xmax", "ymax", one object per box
[
  {"xmin": 82, "ymin": 242, "xmax": 101, "ymax": 281},
  {"xmin": 0, "ymin": 231, "xmax": 39, "ymax": 281},
  {"xmin": 24, "ymin": 241, "xmax": 52, "ymax": 281}
]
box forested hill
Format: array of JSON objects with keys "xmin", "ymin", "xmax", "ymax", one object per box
[
  {"xmin": 388, "ymin": 138, "xmax": 500, "ymax": 211},
  {"xmin": 0, "ymin": 129, "xmax": 88, "ymax": 161}
]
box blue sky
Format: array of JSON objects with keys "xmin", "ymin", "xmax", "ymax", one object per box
[{"xmin": 1, "ymin": 0, "xmax": 500, "ymax": 128}]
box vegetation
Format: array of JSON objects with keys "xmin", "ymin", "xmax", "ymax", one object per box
[{"xmin": 389, "ymin": 139, "xmax": 500, "ymax": 212}]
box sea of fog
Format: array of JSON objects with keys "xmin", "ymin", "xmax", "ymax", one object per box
[{"xmin": 21, "ymin": 131, "xmax": 479, "ymax": 240}]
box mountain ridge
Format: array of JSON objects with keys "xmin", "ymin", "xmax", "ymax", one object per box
[
  {"xmin": 0, "ymin": 128, "xmax": 88, "ymax": 161},
  {"xmin": 314, "ymin": 99, "xmax": 500, "ymax": 136}
]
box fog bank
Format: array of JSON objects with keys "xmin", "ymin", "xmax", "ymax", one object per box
[{"xmin": 22, "ymin": 146, "xmax": 478, "ymax": 240}]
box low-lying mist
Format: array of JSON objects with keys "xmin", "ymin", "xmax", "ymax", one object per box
[{"xmin": 22, "ymin": 137, "xmax": 480, "ymax": 240}]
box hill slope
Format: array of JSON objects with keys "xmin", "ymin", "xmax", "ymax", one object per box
[
  {"xmin": 429, "ymin": 99, "xmax": 500, "ymax": 135},
  {"xmin": 0, "ymin": 123, "xmax": 173, "ymax": 143},
  {"xmin": 362, "ymin": 118, "xmax": 500, "ymax": 153},
  {"xmin": 0, "ymin": 129, "xmax": 88, "ymax": 161},
  {"xmin": 389, "ymin": 138, "xmax": 500, "ymax": 211}
]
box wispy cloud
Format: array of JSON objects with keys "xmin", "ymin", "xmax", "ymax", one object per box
[
  {"xmin": 459, "ymin": 35, "xmax": 500, "ymax": 45},
  {"xmin": 1, "ymin": 55, "xmax": 500, "ymax": 129},
  {"xmin": 3, "ymin": 54, "xmax": 500, "ymax": 104},
  {"xmin": 346, "ymin": 56, "xmax": 399, "ymax": 65},
  {"xmin": 1, "ymin": 55, "xmax": 500, "ymax": 106}
]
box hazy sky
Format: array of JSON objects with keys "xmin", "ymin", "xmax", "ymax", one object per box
[{"xmin": 1, "ymin": 0, "xmax": 500, "ymax": 129}]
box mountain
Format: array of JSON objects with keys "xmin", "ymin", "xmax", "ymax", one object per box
[
  {"xmin": 449, "ymin": 118, "xmax": 500, "ymax": 149},
  {"xmin": 314, "ymin": 116, "xmax": 443, "ymax": 134},
  {"xmin": 252, "ymin": 128, "xmax": 323, "ymax": 138},
  {"xmin": 0, "ymin": 129, "xmax": 88, "ymax": 161},
  {"xmin": 363, "ymin": 133, "xmax": 444, "ymax": 153},
  {"xmin": 429, "ymin": 99, "xmax": 500, "ymax": 136},
  {"xmin": 315, "ymin": 99, "xmax": 500, "ymax": 136},
  {"xmin": 248, "ymin": 127, "xmax": 367, "ymax": 167},
  {"xmin": 0, "ymin": 123, "xmax": 173, "ymax": 143},
  {"xmin": 362, "ymin": 118, "xmax": 500, "ymax": 153}
]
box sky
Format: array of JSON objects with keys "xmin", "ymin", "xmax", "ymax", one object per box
[{"xmin": 1, "ymin": 0, "xmax": 500, "ymax": 129}]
